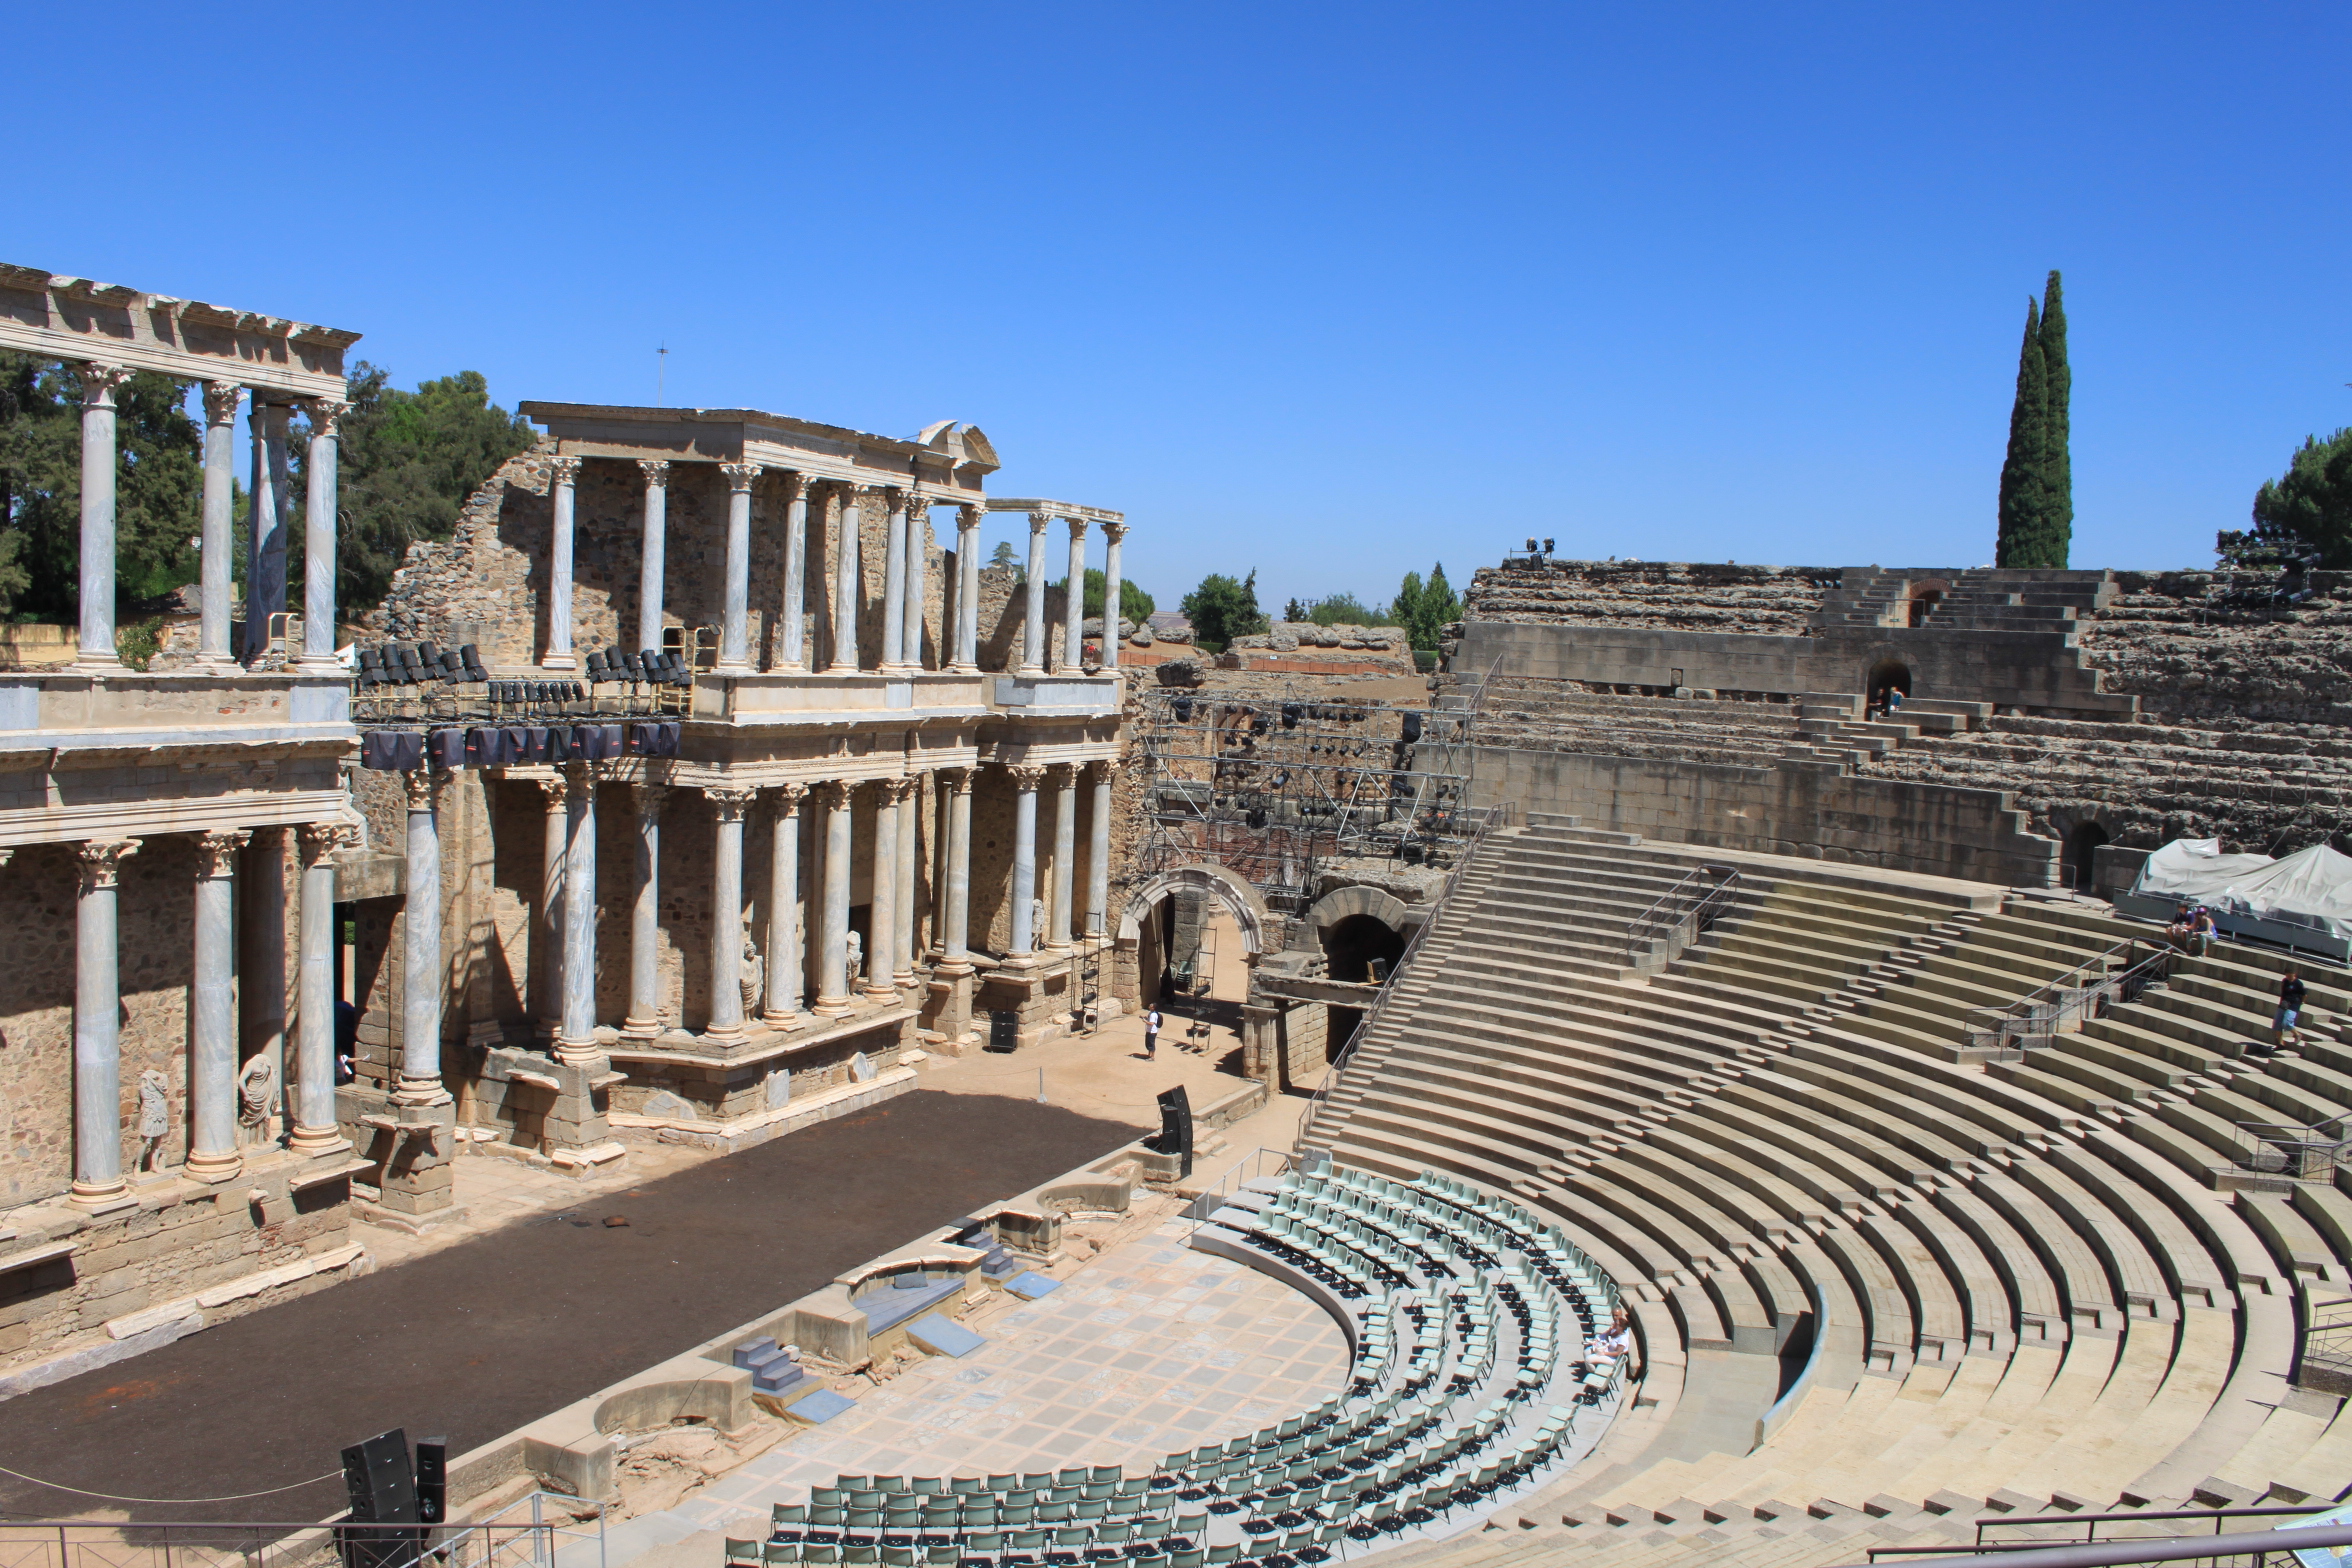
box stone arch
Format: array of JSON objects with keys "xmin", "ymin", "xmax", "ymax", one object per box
[
  {"xmin": 1303, "ymin": 884, "xmax": 1413, "ymax": 938},
  {"xmin": 1906, "ymin": 578, "xmax": 1951, "ymax": 628},
  {"xmin": 1116, "ymin": 863, "xmax": 1270, "ymax": 956}
]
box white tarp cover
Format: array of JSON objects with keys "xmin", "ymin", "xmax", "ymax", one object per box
[{"xmin": 2132, "ymin": 838, "xmax": 2352, "ymax": 939}]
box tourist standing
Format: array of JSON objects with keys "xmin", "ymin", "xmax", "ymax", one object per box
[
  {"xmin": 1142, "ymin": 1007, "xmax": 1163, "ymax": 1060},
  {"xmin": 2276, "ymin": 969, "xmax": 2308, "ymax": 1051}
]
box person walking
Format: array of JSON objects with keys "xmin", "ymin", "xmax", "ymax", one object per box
[
  {"xmin": 1142, "ymin": 1007, "xmax": 1163, "ymax": 1060},
  {"xmin": 2275, "ymin": 968, "xmax": 2308, "ymax": 1051}
]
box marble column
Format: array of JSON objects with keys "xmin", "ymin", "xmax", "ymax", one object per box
[
  {"xmin": 239, "ymin": 828, "xmax": 287, "ymax": 1093},
  {"xmin": 763, "ymin": 783, "xmax": 808, "ymax": 1025},
  {"xmin": 706, "ymin": 786, "xmax": 758, "ymax": 1042},
  {"xmin": 622, "ymin": 783, "xmax": 667, "ymax": 1040},
  {"xmin": 186, "ymin": 829, "xmax": 250, "ymax": 1181},
  {"xmin": 1007, "ymin": 764, "xmax": 1045, "ymax": 958},
  {"xmin": 893, "ymin": 775, "xmax": 920, "ymax": 987},
  {"xmin": 1101, "ymin": 521, "xmax": 1128, "ymax": 671},
  {"xmin": 718, "ymin": 462, "xmax": 760, "ymax": 671},
  {"xmin": 72, "ymin": 838, "xmax": 140, "ymax": 1207},
  {"xmin": 556, "ymin": 763, "xmax": 601, "ymax": 1064},
  {"xmin": 245, "ymin": 399, "xmax": 290, "ymax": 662},
  {"xmin": 811, "ymin": 781, "xmax": 855, "ymax": 1016},
  {"xmin": 536, "ymin": 775, "xmax": 567, "ymax": 1036},
  {"xmin": 398, "ymin": 772, "xmax": 450, "ymax": 1105},
  {"xmin": 953, "ymin": 504, "xmax": 982, "ymax": 673},
  {"xmin": 830, "ymin": 486, "xmax": 865, "ymax": 672},
  {"xmin": 903, "ymin": 499, "xmax": 930, "ymax": 671},
  {"xmin": 299, "ymin": 398, "xmax": 346, "ymax": 666},
  {"xmin": 1048, "ymin": 763, "xmax": 1079, "ymax": 952},
  {"xmin": 940, "ymin": 768, "xmax": 974, "ymax": 966},
  {"xmin": 637, "ymin": 459, "xmax": 670, "ymax": 655},
  {"xmin": 1021, "ymin": 513, "xmax": 1050, "ymax": 675},
  {"xmin": 292, "ymin": 821, "xmax": 353, "ymax": 1153},
  {"xmin": 1063, "ymin": 517, "xmax": 1089, "ymax": 672},
  {"xmin": 197, "ymin": 382, "xmax": 243, "ymax": 668},
  {"xmin": 780, "ymin": 472, "xmax": 812, "ymax": 671},
  {"xmin": 543, "ymin": 455, "xmax": 581, "ymax": 669},
  {"xmin": 1087, "ymin": 759, "xmax": 1114, "ymax": 939},
  {"xmin": 72, "ymin": 364, "xmax": 131, "ymax": 669},
  {"xmin": 864, "ymin": 779, "xmax": 902, "ymax": 1000},
  {"xmin": 881, "ymin": 489, "xmax": 909, "ymax": 671}
]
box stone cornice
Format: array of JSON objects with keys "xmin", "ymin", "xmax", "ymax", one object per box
[{"xmin": 0, "ymin": 265, "xmax": 357, "ymax": 400}]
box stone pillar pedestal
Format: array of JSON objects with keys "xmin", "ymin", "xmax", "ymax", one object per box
[
  {"xmin": 365, "ymin": 1097, "xmax": 465, "ymax": 1232},
  {"xmin": 1240, "ymin": 1002, "xmax": 1280, "ymax": 1087}
]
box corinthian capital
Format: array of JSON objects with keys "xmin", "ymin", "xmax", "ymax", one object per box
[
  {"xmin": 538, "ymin": 773, "xmax": 569, "ymax": 811},
  {"xmin": 301, "ymin": 397, "xmax": 350, "ymax": 438},
  {"xmin": 721, "ymin": 461, "xmax": 763, "ymax": 492},
  {"xmin": 197, "ymin": 828, "xmax": 252, "ymax": 878},
  {"xmin": 779, "ymin": 470, "xmax": 813, "ymax": 501},
  {"xmin": 639, "ymin": 459, "xmax": 672, "ymax": 487},
  {"xmin": 1102, "ymin": 520, "xmax": 1129, "ymax": 544},
  {"xmin": 73, "ymin": 363, "xmax": 131, "ymax": 408},
  {"xmin": 1066, "ymin": 516, "xmax": 1091, "ymax": 542},
  {"xmin": 202, "ymin": 381, "xmax": 246, "ymax": 427},
  {"xmin": 811, "ymin": 779, "xmax": 854, "ymax": 811},
  {"xmin": 1086, "ymin": 758, "xmax": 1116, "ymax": 786},
  {"xmin": 403, "ymin": 770, "xmax": 444, "ymax": 811},
  {"xmin": 548, "ymin": 454, "xmax": 582, "ymax": 486},
  {"xmin": 76, "ymin": 838, "xmax": 141, "ymax": 891},
  {"xmin": 1028, "ymin": 512, "xmax": 1053, "ymax": 537},
  {"xmin": 875, "ymin": 776, "xmax": 917, "ymax": 806},
  {"xmin": 957, "ymin": 503, "xmax": 983, "ymax": 533},
  {"xmin": 1004, "ymin": 763, "xmax": 1048, "ymax": 791},
  {"xmin": 297, "ymin": 821, "xmax": 355, "ymax": 864},
  {"xmin": 706, "ymin": 785, "xmax": 760, "ymax": 820},
  {"xmin": 769, "ymin": 781, "xmax": 810, "ymax": 813}
]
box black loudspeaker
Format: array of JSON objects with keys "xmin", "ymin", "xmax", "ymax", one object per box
[
  {"xmin": 414, "ymin": 1437, "xmax": 447, "ymax": 1526},
  {"xmin": 339, "ymin": 1428, "xmax": 417, "ymax": 1568},
  {"xmin": 987, "ymin": 1010, "xmax": 1020, "ymax": 1053},
  {"xmin": 1149, "ymin": 1085, "xmax": 1195, "ymax": 1177}
]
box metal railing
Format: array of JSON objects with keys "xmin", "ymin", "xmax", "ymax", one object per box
[
  {"xmin": 1964, "ymin": 939, "xmax": 2175, "ymax": 1054},
  {"xmin": 2303, "ymin": 1296, "xmax": 2352, "ymax": 1392},
  {"xmin": 1857, "ymin": 1510, "xmax": 2352, "ymax": 1568},
  {"xmin": 2234, "ymin": 1115, "xmax": 2352, "ymax": 1180},
  {"xmin": 1181, "ymin": 1145, "xmax": 1295, "ymax": 1229},
  {"xmin": 1294, "ymin": 801, "xmax": 1514, "ymax": 1151},
  {"xmin": 1621, "ymin": 863, "xmax": 1742, "ymax": 971},
  {"xmin": 0, "ymin": 1494, "xmax": 602, "ymax": 1568}
]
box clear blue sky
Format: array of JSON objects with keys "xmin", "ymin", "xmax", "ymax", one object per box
[{"xmin": 7, "ymin": 2, "xmax": 2346, "ymax": 615}]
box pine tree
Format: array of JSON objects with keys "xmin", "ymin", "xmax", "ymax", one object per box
[
  {"xmin": 2038, "ymin": 271, "xmax": 2071, "ymax": 558},
  {"xmin": 1995, "ymin": 299, "xmax": 2051, "ymax": 567}
]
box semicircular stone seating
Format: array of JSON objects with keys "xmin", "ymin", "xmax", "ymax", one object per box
[
  {"xmin": 1303, "ymin": 813, "xmax": 2352, "ymax": 1568},
  {"xmin": 745, "ymin": 1169, "xmax": 1626, "ymax": 1568}
]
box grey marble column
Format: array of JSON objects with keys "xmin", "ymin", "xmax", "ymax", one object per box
[
  {"xmin": 903, "ymin": 500, "xmax": 930, "ymax": 671},
  {"xmin": 941, "ymin": 768, "xmax": 974, "ymax": 966},
  {"xmin": 637, "ymin": 459, "xmax": 670, "ymax": 655},
  {"xmin": 544, "ymin": 455, "xmax": 581, "ymax": 669},
  {"xmin": 706, "ymin": 787, "xmax": 758, "ymax": 1040},
  {"xmin": 299, "ymin": 398, "xmax": 346, "ymax": 666},
  {"xmin": 1087, "ymin": 759, "xmax": 1114, "ymax": 939},
  {"xmin": 186, "ymin": 829, "xmax": 249, "ymax": 1181},
  {"xmin": 73, "ymin": 364, "xmax": 130, "ymax": 669},
  {"xmin": 780, "ymin": 472, "xmax": 811, "ymax": 671},
  {"xmin": 245, "ymin": 399, "xmax": 290, "ymax": 661},
  {"xmin": 830, "ymin": 486, "xmax": 865, "ymax": 672},
  {"xmin": 1101, "ymin": 521, "xmax": 1128, "ymax": 671},
  {"xmin": 894, "ymin": 775, "xmax": 920, "ymax": 986},
  {"xmin": 812, "ymin": 781, "xmax": 854, "ymax": 1015},
  {"xmin": 536, "ymin": 775, "xmax": 567, "ymax": 1036},
  {"xmin": 881, "ymin": 490, "xmax": 909, "ymax": 670},
  {"xmin": 72, "ymin": 838, "xmax": 140, "ymax": 1206},
  {"xmin": 719, "ymin": 463, "xmax": 760, "ymax": 671},
  {"xmin": 622, "ymin": 783, "xmax": 667, "ymax": 1040},
  {"xmin": 954, "ymin": 505, "xmax": 982, "ymax": 673},
  {"xmin": 292, "ymin": 821, "xmax": 352, "ymax": 1152},
  {"xmin": 1007, "ymin": 764, "xmax": 1044, "ymax": 957},
  {"xmin": 1063, "ymin": 517, "xmax": 1090, "ymax": 672},
  {"xmin": 398, "ymin": 772, "xmax": 450, "ymax": 1104},
  {"xmin": 763, "ymin": 784, "xmax": 808, "ymax": 1024},
  {"xmin": 864, "ymin": 779, "xmax": 902, "ymax": 1000},
  {"xmin": 197, "ymin": 382, "xmax": 242, "ymax": 668},
  {"xmin": 556, "ymin": 763, "xmax": 601, "ymax": 1063},
  {"xmin": 239, "ymin": 828, "xmax": 287, "ymax": 1095},
  {"xmin": 1021, "ymin": 514, "xmax": 1050, "ymax": 674},
  {"xmin": 1049, "ymin": 762, "xmax": 1079, "ymax": 951}
]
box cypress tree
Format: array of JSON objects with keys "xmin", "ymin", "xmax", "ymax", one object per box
[
  {"xmin": 2037, "ymin": 270, "xmax": 2071, "ymax": 563},
  {"xmin": 1995, "ymin": 298, "xmax": 2050, "ymax": 567}
]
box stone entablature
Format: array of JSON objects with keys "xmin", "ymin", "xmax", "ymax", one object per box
[
  {"xmin": 0, "ymin": 264, "xmax": 358, "ymax": 401},
  {"xmin": 521, "ymin": 404, "xmax": 999, "ymax": 507}
]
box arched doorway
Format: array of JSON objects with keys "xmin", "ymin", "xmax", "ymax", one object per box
[
  {"xmin": 1866, "ymin": 658, "xmax": 1911, "ymax": 717},
  {"xmin": 1116, "ymin": 864, "xmax": 1269, "ymax": 1008},
  {"xmin": 2062, "ymin": 821, "xmax": 2110, "ymax": 892},
  {"xmin": 1906, "ymin": 579, "xmax": 1951, "ymax": 628},
  {"xmin": 1323, "ymin": 913, "xmax": 1406, "ymax": 983}
]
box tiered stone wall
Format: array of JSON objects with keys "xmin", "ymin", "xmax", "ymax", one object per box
[
  {"xmin": 1461, "ymin": 559, "xmax": 1839, "ymax": 635},
  {"xmin": 2080, "ymin": 570, "xmax": 2352, "ymax": 726}
]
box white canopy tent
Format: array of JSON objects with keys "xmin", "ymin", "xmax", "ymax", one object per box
[{"xmin": 2131, "ymin": 838, "xmax": 2352, "ymax": 943}]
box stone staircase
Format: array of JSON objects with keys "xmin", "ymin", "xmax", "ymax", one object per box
[
  {"xmin": 1302, "ymin": 824, "xmax": 2352, "ymax": 1568},
  {"xmin": 1814, "ymin": 569, "xmax": 2118, "ymax": 634}
]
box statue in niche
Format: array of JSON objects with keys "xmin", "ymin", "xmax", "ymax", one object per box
[
  {"xmin": 136, "ymin": 1069, "xmax": 171, "ymax": 1171},
  {"xmin": 237, "ymin": 1056, "xmax": 276, "ymax": 1146},
  {"xmin": 740, "ymin": 920, "xmax": 765, "ymax": 1017},
  {"xmin": 844, "ymin": 929, "xmax": 863, "ymax": 985}
]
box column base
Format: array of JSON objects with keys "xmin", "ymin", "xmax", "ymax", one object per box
[
  {"xmin": 539, "ymin": 653, "xmax": 579, "ymax": 671},
  {"xmin": 293, "ymin": 653, "xmax": 344, "ymax": 673},
  {"xmin": 811, "ymin": 994, "xmax": 855, "ymax": 1018},
  {"xmin": 932, "ymin": 958, "xmax": 975, "ymax": 979},
  {"xmin": 713, "ymin": 659, "xmax": 754, "ymax": 674},
  {"xmin": 65, "ymin": 656, "xmax": 126, "ymax": 676},
  {"xmin": 951, "ymin": 662, "xmax": 980, "ymax": 676},
  {"xmin": 186, "ymin": 651, "xmax": 243, "ymax": 673},
  {"xmin": 759, "ymin": 1008, "xmax": 808, "ymax": 1031},
  {"xmin": 1017, "ymin": 665, "xmax": 1047, "ymax": 677},
  {"xmin": 68, "ymin": 1177, "xmax": 134, "ymax": 1212},
  {"xmin": 551, "ymin": 1038, "xmax": 604, "ymax": 1068},
  {"xmin": 182, "ymin": 1148, "xmax": 245, "ymax": 1183},
  {"xmin": 286, "ymin": 1123, "xmax": 354, "ymax": 1156},
  {"xmin": 393, "ymin": 1074, "xmax": 453, "ymax": 1107},
  {"xmin": 704, "ymin": 1023, "xmax": 750, "ymax": 1047},
  {"xmin": 892, "ymin": 969, "xmax": 917, "ymax": 988},
  {"xmin": 860, "ymin": 984, "xmax": 898, "ymax": 1003},
  {"xmin": 619, "ymin": 1015, "xmax": 663, "ymax": 1042}
]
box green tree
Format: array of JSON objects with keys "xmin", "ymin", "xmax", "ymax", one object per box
[
  {"xmin": 316, "ymin": 364, "xmax": 536, "ymax": 615},
  {"xmin": 1181, "ymin": 569, "xmax": 1268, "ymax": 649},
  {"xmin": 2217, "ymin": 428, "xmax": 2352, "ymax": 568},
  {"xmin": 1995, "ymin": 272, "xmax": 2072, "ymax": 568},
  {"xmin": 1051, "ymin": 568, "xmax": 1154, "ymax": 624},
  {"xmin": 988, "ymin": 539, "xmax": 1019, "ymax": 576},
  {"xmin": 1298, "ymin": 591, "xmax": 1399, "ymax": 627},
  {"xmin": 1391, "ymin": 562, "xmax": 1459, "ymax": 650},
  {"xmin": 0, "ymin": 352, "xmax": 201, "ymax": 622}
]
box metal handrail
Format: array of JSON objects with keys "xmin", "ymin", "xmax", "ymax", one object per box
[
  {"xmin": 1849, "ymin": 1521, "xmax": 2352, "ymax": 1568},
  {"xmin": 1621, "ymin": 863, "xmax": 1742, "ymax": 970},
  {"xmin": 1294, "ymin": 802, "xmax": 1513, "ymax": 1150},
  {"xmin": 1965, "ymin": 939, "xmax": 2174, "ymax": 1053}
]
